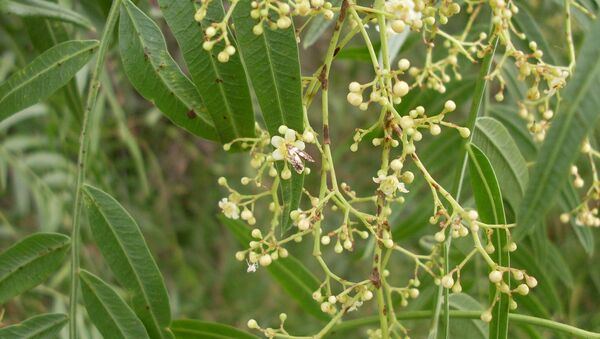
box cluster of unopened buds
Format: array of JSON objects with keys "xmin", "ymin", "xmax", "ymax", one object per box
[
  {"xmin": 560, "ymin": 140, "xmax": 600, "ymax": 227},
  {"xmin": 195, "ymin": 0, "xmax": 238, "ymax": 62},
  {"xmin": 346, "ymin": 58, "xmax": 412, "ymax": 110}
]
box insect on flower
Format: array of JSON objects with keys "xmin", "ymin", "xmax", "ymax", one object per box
[{"xmin": 286, "ymin": 144, "xmax": 315, "ymax": 174}]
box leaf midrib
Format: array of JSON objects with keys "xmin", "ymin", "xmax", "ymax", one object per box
[
  {"xmin": 0, "ymin": 42, "xmax": 97, "ymax": 106},
  {"xmin": 121, "ymin": 1, "xmax": 215, "ymax": 130},
  {"xmin": 82, "ymin": 277, "xmax": 135, "ymax": 338},
  {"xmin": 87, "ymin": 192, "xmax": 165, "ymax": 338},
  {"xmin": 0, "ymin": 239, "xmax": 68, "ymax": 286}
]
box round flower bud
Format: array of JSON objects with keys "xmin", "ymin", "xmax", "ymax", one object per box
[
  {"xmin": 362, "ymin": 290, "xmax": 374, "ymax": 301},
  {"xmin": 206, "ymin": 26, "xmax": 217, "ymax": 37},
  {"xmin": 512, "ymin": 270, "xmax": 524, "ymax": 281},
  {"xmin": 516, "ymin": 283, "xmax": 529, "ymax": 295},
  {"xmin": 441, "ymin": 275, "xmax": 454, "ymax": 289},
  {"xmin": 393, "ymin": 81, "xmax": 410, "ymax": 97},
  {"xmin": 560, "ymin": 213, "xmax": 570, "ymax": 223},
  {"xmin": 343, "ymin": 239, "xmax": 353, "ymax": 250},
  {"xmin": 259, "ymin": 254, "xmax": 272, "ymax": 266},
  {"xmin": 279, "ymin": 313, "xmax": 287, "ymax": 322},
  {"xmin": 281, "ymin": 168, "xmax": 292, "ymax": 180},
  {"xmin": 247, "ymin": 319, "xmax": 259, "ymax": 329},
  {"xmin": 217, "ymin": 51, "xmax": 230, "ymax": 63},
  {"xmin": 434, "ymin": 231, "xmax": 445, "ymax": 242},
  {"xmin": 334, "ymin": 242, "xmax": 343, "ymax": 253},
  {"xmin": 202, "ymin": 41, "xmax": 214, "ymax": 51},
  {"xmin": 468, "ymin": 210, "xmax": 479, "ymax": 221},
  {"xmin": 348, "ymin": 81, "xmax": 361, "ymax": 92},
  {"xmin": 383, "ymin": 238, "xmax": 394, "ymax": 248},
  {"xmin": 409, "ymin": 288, "xmax": 419, "ymax": 298},
  {"xmin": 320, "ymin": 301, "xmax": 330, "ymax": 313},
  {"xmin": 298, "ymin": 218, "xmax": 311, "ymax": 230},
  {"xmin": 526, "ymin": 276, "xmax": 538, "ymax": 288},
  {"xmin": 279, "ymin": 247, "xmax": 289, "ymax": 258},
  {"xmin": 312, "ymin": 290, "xmax": 322, "ymax": 300},
  {"xmin": 277, "ymin": 17, "xmax": 292, "ymax": 29},
  {"xmin": 459, "ymin": 127, "xmax": 471, "ymax": 139},
  {"xmin": 480, "ymin": 311, "xmax": 492, "ymax": 323},
  {"xmin": 430, "ymin": 124, "xmax": 441, "ymax": 135},
  {"xmin": 444, "ymin": 100, "xmax": 456, "ymax": 112},
  {"xmin": 452, "ymin": 282, "xmax": 462, "ymax": 293},
  {"xmin": 488, "ymin": 270, "xmax": 503, "ymax": 283},
  {"xmin": 390, "ymin": 159, "xmax": 403, "ymax": 171},
  {"xmin": 391, "ymin": 20, "xmax": 406, "ymax": 33},
  {"xmin": 398, "ymin": 58, "xmax": 410, "ymax": 71},
  {"xmin": 328, "ymin": 296, "xmax": 337, "ymax": 304},
  {"xmin": 253, "ymin": 24, "xmax": 264, "ymax": 35},
  {"xmin": 217, "ymin": 177, "xmax": 227, "ymax": 186},
  {"xmin": 235, "ymin": 251, "xmax": 246, "ymax": 261},
  {"xmin": 251, "ymin": 228, "xmax": 262, "ymax": 239},
  {"xmin": 347, "ymin": 92, "xmax": 363, "ymax": 106},
  {"xmin": 222, "ymin": 45, "xmax": 235, "ymax": 56},
  {"xmin": 321, "ymin": 235, "xmax": 331, "ymax": 245},
  {"xmin": 303, "ymin": 131, "xmax": 315, "ymax": 143}
]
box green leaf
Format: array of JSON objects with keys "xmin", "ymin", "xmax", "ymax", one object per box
[
  {"xmin": 82, "ymin": 184, "xmax": 171, "ymax": 339},
  {"xmin": 158, "ymin": 0, "xmax": 255, "ymax": 143},
  {"xmin": 446, "ymin": 293, "xmax": 488, "ymax": 339},
  {"xmin": 221, "ymin": 216, "xmax": 329, "ymax": 321},
  {"xmin": 0, "ymin": 313, "xmax": 67, "ymax": 339},
  {"xmin": 468, "ymin": 144, "xmax": 509, "ymax": 339},
  {"xmin": 0, "ymin": 232, "xmax": 70, "ymax": 304},
  {"xmin": 232, "ymin": 0, "xmax": 304, "ymax": 231},
  {"xmin": 79, "ymin": 270, "xmax": 150, "ymax": 339},
  {"xmin": 170, "ymin": 320, "xmax": 258, "ymax": 339},
  {"xmin": 516, "ymin": 16, "xmax": 600, "ymax": 239},
  {"xmin": 473, "ymin": 117, "xmax": 528, "ymax": 210},
  {"xmin": 0, "ymin": 40, "xmax": 98, "ymax": 122},
  {"xmin": 118, "ymin": 0, "xmax": 219, "ymax": 142},
  {"xmin": 489, "ymin": 106, "xmax": 594, "ymax": 255},
  {"xmin": 0, "ymin": 0, "xmax": 93, "ymax": 30}
]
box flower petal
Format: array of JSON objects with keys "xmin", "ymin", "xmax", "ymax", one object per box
[
  {"xmin": 294, "ymin": 140, "xmax": 305, "ymax": 150},
  {"xmin": 285, "ymin": 129, "xmax": 296, "ymax": 142},
  {"xmin": 272, "ymin": 149, "xmax": 284, "ymax": 160},
  {"xmin": 271, "ymin": 135, "xmax": 284, "ymax": 147}
]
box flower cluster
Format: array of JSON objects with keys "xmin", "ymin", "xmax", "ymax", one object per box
[
  {"xmin": 195, "ymin": 0, "xmax": 239, "ymax": 63},
  {"xmin": 560, "ymin": 140, "xmax": 600, "ymax": 228}
]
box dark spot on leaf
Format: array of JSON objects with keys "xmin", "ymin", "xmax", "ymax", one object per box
[
  {"xmin": 215, "ymin": 78, "xmax": 224, "ymax": 84},
  {"xmin": 187, "ymin": 110, "xmax": 196, "ymax": 119}
]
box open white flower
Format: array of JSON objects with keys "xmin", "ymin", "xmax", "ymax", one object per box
[
  {"xmin": 219, "ymin": 198, "xmax": 240, "ymax": 219},
  {"xmin": 270, "ymin": 126, "xmax": 314, "ymax": 174},
  {"xmin": 271, "ymin": 128, "xmax": 305, "ymax": 161},
  {"xmin": 373, "ymin": 174, "xmax": 409, "ymax": 196}
]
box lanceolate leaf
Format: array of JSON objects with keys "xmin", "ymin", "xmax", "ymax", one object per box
[
  {"xmin": 82, "ymin": 184, "xmax": 171, "ymax": 339},
  {"xmin": 0, "ymin": 40, "xmax": 98, "ymax": 122},
  {"xmin": 489, "ymin": 106, "xmax": 594, "ymax": 255},
  {"xmin": 232, "ymin": 0, "xmax": 304, "ymax": 231},
  {"xmin": 79, "ymin": 270, "xmax": 150, "ymax": 339},
  {"xmin": 221, "ymin": 217, "xmax": 329, "ymax": 321},
  {"xmin": 468, "ymin": 144, "xmax": 510, "ymax": 339},
  {"xmin": 516, "ymin": 16, "xmax": 600, "ymax": 239},
  {"xmin": 158, "ymin": 0, "xmax": 255, "ymax": 142},
  {"xmin": 0, "ymin": 0, "xmax": 93, "ymax": 30},
  {"xmin": 0, "ymin": 313, "xmax": 67, "ymax": 339},
  {"xmin": 0, "ymin": 232, "xmax": 70, "ymax": 304},
  {"xmin": 119, "ymin": 0, "xmax": 218, "ymax": 142},
  {"xmin": 473, "ymin": 117, "xmax": 528, "ymax": 210},
  {"xmin": 170, "ymin": 320, "xmax": 258, "ymax": 339}
]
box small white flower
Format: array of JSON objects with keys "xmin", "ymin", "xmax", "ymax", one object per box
[
  {"xmin": 270, "ymin": 126, "xmax": 314, "ymax": 173},
  {"xmin": 219, "ymin": 198, "xmax": 240, "ymax": 219},
  {"xmin": 373, "ymin": 174, "xmax": 409, "ymax": 196},
  {"xmin": 246, "ymin": 260, "xmax": 258, "ymax": 273}
]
